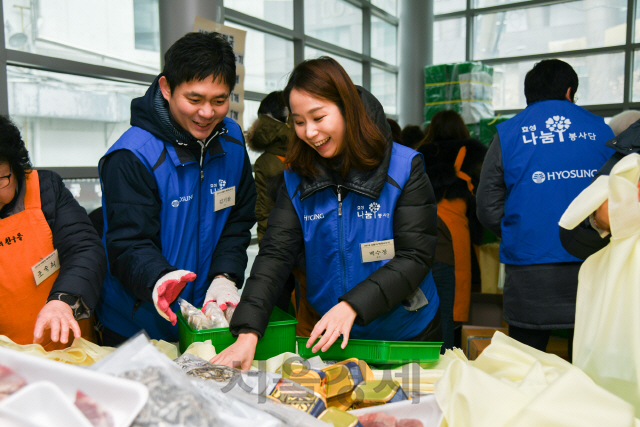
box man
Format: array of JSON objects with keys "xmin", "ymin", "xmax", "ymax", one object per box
[
  {"xmin": 96, "ymin": 32, "xmax": 256, "ymax": 344},
  {"xmin": 476, "ymin": 59, "xmax": 614, "ymax": 358}
]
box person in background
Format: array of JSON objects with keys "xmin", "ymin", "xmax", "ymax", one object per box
[
  {"xmin": 560, "ymin": 113, "xmax": 640, "ymax": 259},
  {"xmin": 401, "ymin": 124, "xmax": 425, "ymax": 150},
  {"xmin": 477, "ymin": 59, "xmax": 614, "ymax": 360},
  {"xmin": 96, "ymin": 32, "xmax": 256, "ymax": 345},
  {"xmin": 387, "ymin": 118, "xmax": 404, "ymax": 146},
  {"xmin": 212, "ymin": 57, "xmax": 441, "ymax": 369},
  {"xmin": 0, "ymin": 115, "xmax": 105, "ymax": 349},
  {"xmin": 417, "ymin": 110, "xmax": 487, "ymax": 351}
]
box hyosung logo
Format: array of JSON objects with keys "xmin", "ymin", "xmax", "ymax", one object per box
[
  {"xmin": 532, "ymin": 171, "xmax": 546, "ymax": 184},
  {"xmin": 171, "ymin": 194, "xmax": 194, "ymax": 207}
]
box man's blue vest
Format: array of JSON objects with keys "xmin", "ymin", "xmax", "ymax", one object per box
[
  {"xmin": 284, "ymin": 143, "xmax": 439, "ymax": 341},
  {"xmin": 96, "ymin": 117, "xmax": 247, "ymax": 341},
  {"xmin": 497, "ymin": 100, "xmax": 614, "ymax": 265}
]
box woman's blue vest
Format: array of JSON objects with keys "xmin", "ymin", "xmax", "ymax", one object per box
[
  {"xmin": 497, "ymin": 100, "xmax": 614, "ymax": 264},
  {"xmin": 97, "ymin": 117, "xmax": 246, "ymax": 341},
  {"xmin": 284, "ymin": 143, "xmax": 438, "ymax": 341}
]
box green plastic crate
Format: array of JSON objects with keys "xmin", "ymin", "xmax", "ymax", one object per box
[
  {"xmin": 178, "ymin": 306, "xmax": 297, "ymax": 358},
  {"xmin": 296, "ymin": 337, "xmax": 442, "ymax": 366}
]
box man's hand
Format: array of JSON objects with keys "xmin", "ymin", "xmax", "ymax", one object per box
[
  {"xmin": 152, "ymin": 270, "xmax": 196, "ymax": 325},
  {"xmin": 203, "ymin": 276, "xmax": 240, "ymax": 312},
  {"xmin": 594, "ymin": 199, "xmax": 610, "ymax": 233},
  {"xmin": 306, "ymin": 301, "xmax": 357, "ymax": 353},
  {"xmin": 33, "ymin": 300, "xmax": 81, "ymax": 345},
  {"xmin": 210, "ymin": 332, "xmax": 257, "ymax": 370}
]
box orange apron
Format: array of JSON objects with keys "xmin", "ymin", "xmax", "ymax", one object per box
[
  {"xmin": 439, "ymin": 146, "xmax": 475, "ymax": 322},
  {"xmin": 0, "ymin": 171, "xmax": 93, "ymax": 350}
]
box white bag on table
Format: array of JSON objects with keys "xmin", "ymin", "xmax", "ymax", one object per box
[{"xmin": 559, "ymin": 152, "xmax": 640, "ymax": 415}]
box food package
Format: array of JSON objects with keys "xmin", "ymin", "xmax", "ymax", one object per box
[
  {"xmin": 0, "ymin": 365, "xmax": 26, "ymax": 401},
  {"xmin": 326, "ymin": 393, "xmax": 356, "ymax": 411},
  {"xmin": 350, "ymin": 380, "xmax": 410, "ymax": 409},
  {"xmin": 203, "ymin": 303, "xmax": 229, "ymax": 328},
  {"xmin": 282, "ymin": 361, "xmax": 328, "ymax": 398},
  {"xmin": 267, "ymin": 378, "xmax": 327, "ymax": 418},
  {"xmin": 224, "ymin": 305, "xmax": 236, "ymax": 323},
  {"xmin": 179, "ymin": 299, "xmax": 216, "ymax": 331},
  {"xmin": 321, "ymin": 358, "xmax": 373, "ymax": 399},
  {"xmin": 174, "ymin": 353, "xmax": 241, "ymax": 383},
  {"xmin": 75, "ymin": 390, "xmax": 115, "ymax": 427},
  {"xmin": 318, "ymin": 406, "xmax": 363, "ymax": 427}
]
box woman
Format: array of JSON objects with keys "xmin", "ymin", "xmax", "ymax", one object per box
[
  {"xmin": 417, "ymin": 110, "xmax": 487, "ymax": 350},
  {"xmin": 0, "ymin": 116, "xmax": 106, "ymax": 349},
  {"xmin": 213, "ymin": 57, "xmax": 441, "ymax": 369}
]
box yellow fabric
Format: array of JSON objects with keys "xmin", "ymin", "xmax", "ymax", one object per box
[
  {"xmin": 560, "ymin": 153, "xmax": 640, "ymax": 414},
  {"xmin": 0, "ymin": 334, "xmax": 178, "ymax": 364},
  {"xmin": 434, "ymin": 332, "xmax": 638, "ymax": 427}
]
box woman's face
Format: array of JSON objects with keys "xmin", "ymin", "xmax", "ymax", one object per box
[
  {"xmin": 289, "ymin": 89, "xmax": 346, "ymax": 159},
  {"xmin": 0, "ymin": 162, "xmax": 16, "ymax": 211}
]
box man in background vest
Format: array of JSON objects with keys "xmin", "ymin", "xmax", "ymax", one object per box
[
  {"xmin": 95, "ymin": 32, "xmax": 256, "ymax": 345},
  {"xmin": 476, "ymin": 59, "xmax": 614, "ymax": 360}
]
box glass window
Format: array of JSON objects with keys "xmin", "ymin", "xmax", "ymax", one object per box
[
  {"xmin": 434, "ymin": 0, "xmax": 466, "ymax": 15},
  {"xmin": 371, "ymin": 16, "xmax": 397, "ymax": 65},
  {"xmin": 225, "ymin": 23, "xmax": 294, "ymax": 93},
  {"xmin": 475, "ymin": 0, "xmax": 529, "ymax": 7},
  {"xmin": 7, "ymin": 66, "xmax": 148, "ymax": 167},
  {"xmin": 304, "ymin": 0, "xmax": 362, "ymax": 53},
  {"xmin": 632, "ymin": 50, "xmax": 640, "ymax": 102},
  {"xmin": 243, "ymin": 99, "xmax": 261, "ymax": 165},
  {"xmin": 3, "ymin": 0, "xmax": 160, "ymax": 74},
  {"xmin": 371, "ymin": 67, "xmax": 397, "ymax": 115},
  {"xmin": 433, "ymin": 18, "xmax": 466, "ymax": 64},
  {"xmin": 371, "ymin": 0, "xmax": 397, "ymax": 16},
  {"xmin": 225, "ymin": 0, "xmax": 294, "ymax": 29},
  {"xmin": 474, "ymin": 0, "xmax": 627, "ymax": 60},
  {"xmin": 304, "ymin": 47, "xmax": 363, "ymax": 85},
  {"xmin": 492, "ymin": 53, "xmax": 625, "ymax": 110}
]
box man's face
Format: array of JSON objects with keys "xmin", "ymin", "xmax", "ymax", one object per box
[{"xmin": 159, "ymin": 75, "xmax": 230, "ymax": 141}]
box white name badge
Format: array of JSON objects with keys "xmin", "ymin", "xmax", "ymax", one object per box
[
  {"xmin": 214, "ymin": 186, "xmax": 236, "ymax": 212},
  {"xmin": 360, "ymin": 239, "xmax": 395, "ymax": 263},
  {"xmin": 31, "ymin": 249, "xmax": 60, "ymax": 286}
]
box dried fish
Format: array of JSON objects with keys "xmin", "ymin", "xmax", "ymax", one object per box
[
  {"xmin": 120, "ymin": 367, "xmax": 218, "ymax": 427},
  {"xmin": 174, "ymin": 354, "xmax": 240, "ymax": 383}
]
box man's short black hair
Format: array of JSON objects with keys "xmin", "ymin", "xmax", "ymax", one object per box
[
  {"xmin": 258, "ymin": 91, "xmax": 288, "ymax": 123},
  {"xmin": 163, "ymin": 31, "xmax": 236, "ymax": 93},
  {"xmin": 524, "ymin": 59, "xmax": 578, "ymax": 105},
  {"xmin": 0, "ymin": 115, "xmax": 31, "ymax": 183}
]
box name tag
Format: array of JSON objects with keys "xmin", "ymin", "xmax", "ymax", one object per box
[
  {"xmin": 214, "ymin": 186, "xmax": 236, "ymax": 212},
  {"xmin": 360, "ymin": 240, "xmax": 395, "ymax": 263},
  {"xmin": 31, "ymin": 249, "xmax": 60, "ymax": 286}
]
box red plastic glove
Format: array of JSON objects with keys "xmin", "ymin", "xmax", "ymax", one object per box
[
  {"xmin": 152, "ymin": 270, "xmax": 196, "ymax": 325},
  {"xmin": 203, "ymin": 275, "xmax": 240, "ymax": 312}
]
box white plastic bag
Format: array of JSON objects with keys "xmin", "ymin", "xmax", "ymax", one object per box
[{"xmin": 559, "ymin": 152, "xmax": 640, "ymax": 414}]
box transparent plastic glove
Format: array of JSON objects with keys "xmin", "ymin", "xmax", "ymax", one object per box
[
  {"xmin": 203, "ymin": 276, "xmax": 240, "ymax": 312},
  {"xmin": 152, "ymin": 270, "xmax": 196, "ymax": 325}
]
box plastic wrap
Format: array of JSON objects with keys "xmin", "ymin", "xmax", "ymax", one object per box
[
  {"xmin": 224, "ymin": 305, "xmax": 236, "ymax": 323},
  {"xmin": 424, "ymin": 62, "xmax": 494, "ymax": 125},
  {"xmin": 178, "ymin": 299, "xmax": 215, "ymax": 331},
  {"xmin": 203, "ymin": 303, "xmax": 229, "ymax": 328}
]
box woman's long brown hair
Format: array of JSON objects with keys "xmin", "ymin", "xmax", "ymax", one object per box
[
  {"xmin": 283, "ymin": 57, "xmax": 387, "ymax": 178},
  {"xmin": 417, "ymin": 109, "xmax": 470, "ymax": 149}
]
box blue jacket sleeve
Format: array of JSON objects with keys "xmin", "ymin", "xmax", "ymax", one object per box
[{"xmin": 101, "ymin": 150, "xmax": 176, "ymax": 302}]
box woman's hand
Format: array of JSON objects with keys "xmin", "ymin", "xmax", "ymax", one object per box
[
  {"xmin": 306, "ymin": 301, "xmax": 357, "ymax": 353},
  {"xmin": 33, "ymin": 300, "xmax": 81, "ymax": 345},
  {"xmin": 594, "ymin": 200, "xmax": 610, "ymax": 233},
  {"xmin": 210, "ymin": 332, "xmax": 258, "ymax": 370}
]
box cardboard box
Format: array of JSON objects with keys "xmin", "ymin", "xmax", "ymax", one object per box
[
  {"xmin": 468, "ymin": 338, "xmax": 491, "ymax": 360},
  {"xmin": 461, "ymin": 325, "xmax": 508, "ymax": 358}
]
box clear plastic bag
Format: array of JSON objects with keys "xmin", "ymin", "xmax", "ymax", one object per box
[
  {"xmin": 203, "ymin": 303, "xmax": 229, "ymax": 328},
  {"xmin": 224, "ymin": 305, "xmax": 235, "ymax": 323},
  {"xmin": 178, "ymin": 299, "xmax": 215, "ymax": 331}
]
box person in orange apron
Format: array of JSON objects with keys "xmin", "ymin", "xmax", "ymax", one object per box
[
  {"xmin": 418, "ymin": 110, "xmax": 487, "ymax": 350},
  {"xmin": 0, "ymin": 116, "xmax": 106, "ymax": 350}
]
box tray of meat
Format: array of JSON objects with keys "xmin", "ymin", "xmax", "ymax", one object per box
[
  {"xmin": 349, "ymin": 395, "xmax": 443, "ymax": 427},
  {"xmin": 0, "ymin": 347, "xmax": 147, "ymax": 427}
]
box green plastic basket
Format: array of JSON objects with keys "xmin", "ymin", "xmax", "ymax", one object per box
[
  {"xmin": 296, "ymin": 336, "xmax": 442, "ymax": 366},
  {"xmin": 178, "ymin": 306, "xmax": 297, "ymax": 359}
]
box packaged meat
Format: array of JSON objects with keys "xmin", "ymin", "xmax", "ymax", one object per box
[
  {"xmin": 321, "ymin": 358, "xmax": 372, "ymax": 399},
  {"xmin": 0, "ymin": 365, "xmax": 26, "ymax": 401},
  {"xmin": 351, "ymin": 380, "xmax": 409, "ymax": 408},
  {"xmin": 75, "ymin": 390, "xmax": 115, "ymax": 427},
  {"xmin": 267, "ymin": 378, "xmax": 327, "ymax": 417},
  {"xmin": 397, "ymin": 419, "xmax": 424, "ymax": 427},
  {"xmin": 357, "ymin": 411, "xmax": 397, "ymax": 427},
  {"xmin": 318, "ymin": 406, "xmax": 363, "ymax": 427},
  {"xmin": 282, "ymin": 361, "xmax": 328, "ymax": 398}
]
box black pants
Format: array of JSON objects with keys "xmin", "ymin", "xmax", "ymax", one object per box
[
  {"xmin": 431, "ymin": 261, "xmax": 455, "ymax": 351},
  {"xmin": 508, "ymin": 324, "xmax": 574, "ymax": 362},
  {"xmin": 95, "ymin": 318, "xmax": 129, "ymax": 347},
  {"xmin": 409, "ymin": 307, "xmax": 443, "ymax": 343}
]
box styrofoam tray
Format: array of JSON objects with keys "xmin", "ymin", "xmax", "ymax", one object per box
[
  {"xmin": 349, "ymin": 395, "xmax": 444, "ymax": 426},
  {"xmin": 0, "ymin": 346, "xmax": 148, "ymax": 427},
  {"xmin": 0, "ymin": 381, "xmax": 93, "ymax": 427}
]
